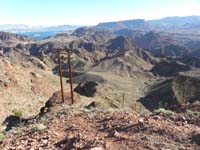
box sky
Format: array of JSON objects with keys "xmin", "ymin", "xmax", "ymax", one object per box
[{"xmin": 0, "ymin": 0, "xmax": 200, "ymax": 26}]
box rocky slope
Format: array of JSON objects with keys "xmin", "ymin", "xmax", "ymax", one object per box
[
  {"xmin": 0, "ymin": 28, "xmax": 200, "ymax": 125},
  {"xmin": 0, "ymin": 30, "xmax": 158, "ymax": 123},
  {"xmin": 0, "ymin": 32, "xmax": 33, "ymax": 45},
  {"xmin": 0, "ymin": 103, "xmax": 199, "ymax": 150},
  {"xmin": 141, "ymin": 70, "xmax": 200, "ymax": 110},
  {"xmin": 0, "ymin": 23, "xmax": 200, "ymax": 149},
  {"xmin": 0, "ymin": 56, "xmax": 64, "ymax": 123}
]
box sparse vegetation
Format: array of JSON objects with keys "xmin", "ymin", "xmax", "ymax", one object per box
[
  {"xmin": 1, "ymin": 107, "xmax": 199, "ymax": 149},
  {"xmin": 13, "ymin": 110, "xmax": 23, "ymax": 118},
  {"xmin": 0, "ymin": 133, "xmax": 6, "ymax": 140},
  {"xmin": 158, "ymin": 101, "xmax": 169, "ymax": 109},
  {"xmin": 39, "ymin": 116, "xmax": 47, "ymax": 124},
  {"xmin": 154, "ymin": 108, "xmax": 174, "ymax": 116},
  {"xmin": 187, "ymin": 110, "xmax": 200, "ymax": 116},
  {"xmin": 95, "ymin": 100, "xmax": 112, "ymax": 110},
  {"xmin": 1, "ymin": 10, "xmax": 200, "ymax": 150},
  {"xmin": 31, "ymin": 123, "xmax": 46, "ymax": 131}
]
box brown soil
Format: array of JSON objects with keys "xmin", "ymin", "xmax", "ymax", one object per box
[{"xmin": 0, "ymin": 105, "xmax": 199, "ymax": 150}]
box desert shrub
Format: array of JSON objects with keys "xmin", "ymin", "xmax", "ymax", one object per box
[
  {"xmin": 187, "ymin": 110, "xmax": 200, "ymax": 116},
  {"xmin": 158, "ymin": 101, "xmax": 169, "ymax": 109},
  {"xmin": 13, "ymin": 110, "xmax": 23, "ymax": 118},
  {"xmin": 154, "ymin": 108, "xmax": 174, "ymax": 116},
  {"xmin": 39, "ymin": 116, "xmax": 47, "ymax": 123},
  {"xmin": 31, "ymin": 123, "xmax": 46, "ymax": 131},
  {"xmin": 0, "ymin": 133, "xmax": 6, "ymax": 140}
]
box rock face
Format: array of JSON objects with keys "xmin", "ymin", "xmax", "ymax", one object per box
[
  {"xmin": 141, "ymin": 79, "xmax": 177, "ymax": 110},
  {"xmin": 178, "ymin": 56, "xmax": 200, "ymax": 68},
  {"xmin": 141, "ymin": 71, "xmax": 200, "ymax": 110},
  {"xmin": 173, "ymin": 72, "xmax": 200, "ymax": 103},
  {"xmin": 74, "ymin": 81, "xmax": 99, "ymax": 97},
  {"xmin": 151, "ymin": 60, "xmax": 192, "ymax": 76}
]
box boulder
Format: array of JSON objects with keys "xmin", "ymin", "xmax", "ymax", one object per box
[
  {"xmin": 74, "ymin": 81, "xmax": 99, "ymax": 97},
  {"xmin": 85, "ymin": 101, "xmax": 97, "ymax": 109},
  {"xmin": 45, "ymin": 91, "xmax": 75, "ymax": 107}
]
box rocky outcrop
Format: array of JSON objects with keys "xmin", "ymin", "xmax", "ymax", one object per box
[
  {"xmin": 141, "ymin": 71, "xmax": 200, "ymax": 110},
  {"xmin": 173, "ymin": 72, "xmax": 200, "ymax": 103},
  {"xmin": 0, "ymin": 31, "xmax": 31, "ymax": 43},
  {"xmin": 45, "ymin": 91, "xmax": 75, "ymax": 107},
  {"xmin": 29, "ymin": 57, "xmax": 48, "ymax": 70},
  {"xmin": 74, "ymin": 81, "xmax": 99, "ymax": 97},
  {"xmin": 178, "ymin": 56, "xmax": 200, "ymax": 68},
  {"xmin": 151, "ymin": 60, "xmax": 192, "ymax": 76}
]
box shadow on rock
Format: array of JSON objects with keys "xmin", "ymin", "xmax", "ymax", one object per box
[
  {"xmin": 55, "ymin": 137, "xmax": 78, "ymax": 150},
  {"xmin": 74, "ymin": 81, "xmax": 99, "ymax": 97},
  {"xmin": 3, "ymin": 115, "xmax": 27, "ymax": 131},
  {"xmin": 191, "ymin": 134, "xmax": 200, "ymax": 146}
]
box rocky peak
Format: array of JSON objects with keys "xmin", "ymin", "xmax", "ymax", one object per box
[
  {"xmin": 0, "ymin": 31, "xmax": 31, "ymax": 42},
  {"xmin": 107, "ymin": 35, "xmax": 136, "ymax": 51}
]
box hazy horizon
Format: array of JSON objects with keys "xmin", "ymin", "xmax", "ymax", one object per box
[
  {"xmin": 1, "ymin": 15, "xmax": 200, "ymax": 27},
  {"xmin": 0, "ymin": 0, "xmax": 200, "ymax": 26}
]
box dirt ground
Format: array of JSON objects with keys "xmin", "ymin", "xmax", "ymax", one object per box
[{"xmin": 0, "ymin": 104, "xmax": 199, "ymax": 150}]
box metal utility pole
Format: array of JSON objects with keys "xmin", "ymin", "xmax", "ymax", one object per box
[
  {"xmin": 122, "ymin": 93, "xmax": 125, "ymax": 109},
  {"xmin": 67, "ymin": 49, "xmax": 74, "ymax": 104},
  {"xmin": 57, "ymin": 49, "xmax": 65, "ymax": 103}
]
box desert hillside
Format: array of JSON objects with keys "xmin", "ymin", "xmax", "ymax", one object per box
[{"xmin": 0, "ymin": 20, "xmax": 200, "ymax": 149}]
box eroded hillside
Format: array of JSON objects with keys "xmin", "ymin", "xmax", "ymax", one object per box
[{"xmin": 0, "ymin": 28, "xmax": 200, "ymax": 149}]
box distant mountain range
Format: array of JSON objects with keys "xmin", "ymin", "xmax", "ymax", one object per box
[
  {"xmin": 0, "ymin": 24, "xmax": 81, "ymax": 40},
  {"xmin": 0, "ymin": 24, "xmax": 80, "ymax": 32},
  {"xmin": 97, "ymin": 16, "xmax": 200, "ymax": 32},
  {"xmin": 1, "ymin": 16, "xmax": 200, "ymax": 40}
]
